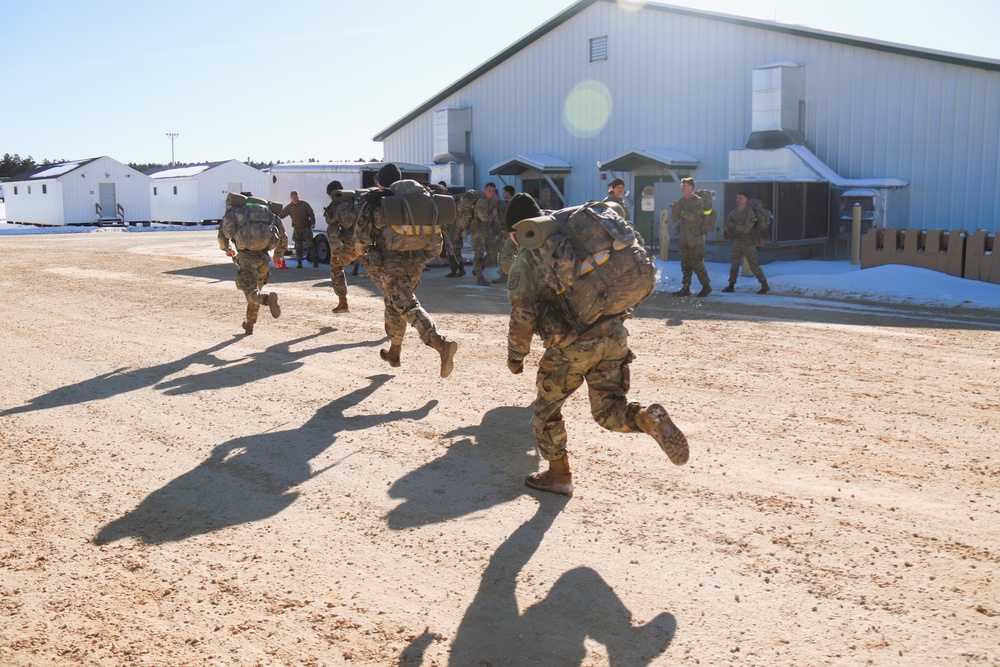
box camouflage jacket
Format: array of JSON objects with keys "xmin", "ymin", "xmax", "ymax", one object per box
[
  {"xmin": 358, "ymin": 189, "xmax": 437, "ymax": 269},
  {"xmin": 472, "ymin": 196, "xmax": 499, "ymax": 235},
  {"xmin": 671, "ymin": 195, "xmax": 710, "ymax": 243},
  {"xmin": 324, "ymin": 196, "xmax": 361, "ymax": 243},
  {"xmin": 507, "ymin": 250, "xmax": 621, "ymax": 360},
  {"xmin": 602, "ymin": 193, "xmax": 630, "ymax": 221},
  {"xmin": 279, "ymin": 200, "xmax": 316, "ymax": 229},
  {"xmin": 724, "ymin": 206, "xmax": 758, "ymax": 241}
]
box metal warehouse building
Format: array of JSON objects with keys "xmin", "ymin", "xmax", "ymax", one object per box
[{"xmin": 375, "ymin": 0, "xmax": 1000, "ymax": 257}]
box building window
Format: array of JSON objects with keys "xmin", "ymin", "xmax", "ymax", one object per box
[
  {"xmin": 153, "ymin": 187, "xmax": 158, "ymax": 196},
  {"xmin": 13, "ymin": 186, "xmax": 17, "ymax": 195},
  {"xmin": 42, "ymin": 184, "xmax": 47, "ymax": 194},
  {"xmin": 589, "ymin": 36, "xmax": 608, "ymax": 63},
  {"xmin": 173, "ymin": 186, "xmax": 178, "ymax": 195}
]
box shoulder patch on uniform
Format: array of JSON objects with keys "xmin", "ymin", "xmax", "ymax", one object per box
[{"xmin": 507, "ymin": 272, "xmax": 521, "ymax": 291}]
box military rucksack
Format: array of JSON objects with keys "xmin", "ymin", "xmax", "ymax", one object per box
[
  {"xmin": 748, "ymin": 199, "xmax": 773, "ymax": 231},
  {"xmin": 221, "ymin": 193, "xmax": 280, "ymax": 252},
  {"xmin": 695, "ymin": 189, "xmax": 718, "ymax": 235},
  {"xmin": 455, "ymin": 190, "xmax": 481, "ymax": 233},
  {"xmin": 519, "ymin": 202, "xmax": 657, "ymax": 332},
  {"xmin": 379, "ymin": 180, "xmax": 457, "ymax": 253}
]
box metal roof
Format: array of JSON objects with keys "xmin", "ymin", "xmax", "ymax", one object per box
[
  {"xmin": 19, "ymin": 157, "xmax": 102, "ymax": 180},
  {"xmin": 599, "ymin": 148, "xmax": 699, "ymax": 172},
  {"xmin": 373, "ymin": 0, "xmax": 1000, "ymax": 142},
  {"xmin": 489, "ymin": 154, "xmax": 573, "ymax": 175}
]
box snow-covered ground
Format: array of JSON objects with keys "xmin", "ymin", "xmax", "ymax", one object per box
[{"xmin": 2, "ymin": 219, "xmax": 998, "ymax": 311}]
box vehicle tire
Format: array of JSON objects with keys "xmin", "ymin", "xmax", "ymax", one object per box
[{"xmin": 314, "ymin": 235, "xmax": 331, "ymax": 265}]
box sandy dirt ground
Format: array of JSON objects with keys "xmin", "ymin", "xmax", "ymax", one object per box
[{"xmin": 0, "ymin": 229, "xmax": 998, "ymax": 667}]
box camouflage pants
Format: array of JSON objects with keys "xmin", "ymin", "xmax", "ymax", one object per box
[
  {"xmin": 498, "ymin": 235, "xmax": 518, "ymax": 275},
  {"xmin": 329, "ymin": 240, "xmax": 363, "ymax": 298},
  {"xmin": 485, "ymin": 228, "xmax": 499, "ymax": 267},
  {"xmin": 234, "ymin": 250, "xmax": 270, "ymax": 325},
  {"xmin": 678, "ymin": 240, "xmax": 710, "ymax": 289},
  {"xmin": 440, "ymin": 225, "xmax": 463, "ymax": 271},
  {"xmin": 531, "ymin": 319, "xmax": 643, "ymax": 460},
  {"xmin": 292, "ymin": 228, "xmax": 315, "ymax": 264},
  {"xmin": 366, "ymin": 257, "xmax": 443, "ymax": 348},
  {"xmin": 471, "ymin": 231, "xmax": 489, "ymax": 277},
  {"xmin": 728, "ymin": 238, "xmax": 767, "ymax": 285}
]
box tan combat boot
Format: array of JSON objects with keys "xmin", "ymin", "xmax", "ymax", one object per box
[
  {"xmin": 332, "ymin": 295, "xmax": 349, "ymax": 313},
  {"xmin": 636, "ymin": 404, "xmax": 689, "ymax": 465},
  {"xmin": 379, "ymin": 343, "xmax": 402, "ymax": 368},
  {"xmin": 241, "ymin": 321, "xmax": 253, "ymax": 335},
  {"xmin": 431, "ymin": 337, "xmax": 458, "ymax": 378},
  {"xmin": 525, "ymin": 455, "xmax": 574, "ymax": 496},
  {"xmin": 266, "ymin": 292, "xmax": 281, "ymax": 319}
]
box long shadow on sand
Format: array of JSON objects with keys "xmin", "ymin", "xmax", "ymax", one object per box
[
  {"xmin": 385, "ymin": 404, "xmax": 538, "ymax": 530},
  {"xmin": 400, "ymin": 500, "xmax": 676, "ymax": 666},
  {"xmin": 95, "ymin": 375, "xmax": 436, "ymax": 545}
]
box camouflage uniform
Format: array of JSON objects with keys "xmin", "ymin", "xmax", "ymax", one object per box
[
  {"xmin": 671, "ymin": 195, "xmax": 711, "ymax": 291},
  {"xmin": 358, "ymin": 191, "xmax": 453, "ymax": 355},
  {"xmin": 472, "ymin": 195, "xmax": 499, "ymax": 280},
  {"xmin": 280, "ymin": 199, "xmax": 317, "ymax": 265},
  {"xmin": 507, "ymin": 250, "xmax": 648, "ymax": 461},
  {"xmin": 218, "ymin": 204, "xmax": 287, "ymax": 330},
  {"xmin": 724, "ymin": 206, "xmax": 768, "ymax": 288},
  {"xmin": 323, "ymin": 195, "xmax": 364, "ymax": 298},
  {"xmin": 602, "ymin": 193, "xmax": 630, "ymax": 221}
]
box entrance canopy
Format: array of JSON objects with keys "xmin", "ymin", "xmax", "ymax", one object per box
[
  {"xmin": 599, "ymin": 147, "xmax": 699, "ymax": 173},
  {"xmin": 489, "ymin": 154, "xmax": 572, "ymax": 176}
]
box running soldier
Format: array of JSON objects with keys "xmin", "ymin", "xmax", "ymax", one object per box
[
  {"xmin": 323, "ymin": 180, "xmax": 365, "ymax": 313},
  {"xmin": 218, "ymin": 194, "xmax": 287, "ymax": 335},
  {"xmin": 722, "ymin": 192, "xmax": 770, "ymax": 294},
  {"xmin": 505, "ymin": 193, "xmax": 689, "ymax": 496},
  {"xmin": 357, "ymin": 163, "xmax": 459, "ymax": 377},
  {"xmin": 670, "ymin": 177, "xmax": 712, "ymax": 297}
]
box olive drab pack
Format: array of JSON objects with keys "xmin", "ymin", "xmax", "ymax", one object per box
[
  {"xmin": 748, "ymin": 198, "xmax": 773, "ymax": 231},
  {"xmin": 379, "ymin": 180, "xmax": 457, "ymax": 253},
  {"xmin": 221, "ymin": 193, "xmax": 280, "ymax": 252},
  {"xmin": 523, "ymin": 202, "xmax": 657, "ymax": 331},
  {"xmin": 695, "ymin": 189, "xmax": 718, "ymax": 235},
  {"xmin": 455, "ymin": 190, "xmax": 481, "ymax": 233}
]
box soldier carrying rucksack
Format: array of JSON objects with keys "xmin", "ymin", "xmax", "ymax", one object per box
[
  {"xmin": 722, "ymin": 192, "xmax": 770, "ymax": 294},
  {"xmin": 504, "ymin": 193, "xmax": 690, "ymax": 497},
  {"xmin": 669, "ymin": 177, "xmax": 714, "ymax": 297},
  {"xmin": 355, "ymin": 163, "xmax": 460, "ymax": 378},
  {"xmin": 218, "ymin": 192, "xmax": 287, "ymax": 335}
]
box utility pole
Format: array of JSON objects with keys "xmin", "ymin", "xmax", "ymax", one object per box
[{"xmin": 165, "ymin": 133, "xmax": 179, "ymax": 165}]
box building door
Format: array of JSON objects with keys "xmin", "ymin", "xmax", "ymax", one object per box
[
  {"xmin": 99, "ymin": 183, "xmax": 117, "ymax": 219},
  {"xmin": 634, "ymin": 175, "xmax": 670, "ymax": 244}
]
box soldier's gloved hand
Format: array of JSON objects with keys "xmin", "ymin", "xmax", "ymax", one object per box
[
  {"xmin": 507, "ymin": 356, "xmax": 524, "ymax": 375},
  {"xmin": 225, "ymin": 249, "xmax": 236, "ymax": 257}
]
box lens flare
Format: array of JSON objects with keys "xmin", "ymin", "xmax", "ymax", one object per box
[{"xmin": 563, "ymin": 80, "xmax": 613, "ymax": 139}]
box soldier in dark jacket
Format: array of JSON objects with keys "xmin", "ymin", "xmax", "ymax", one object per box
[
  {"xmin": 357, "ymin": 163, "xmax": 459, "ymax": 378},
  {"xmin": 279, "ymin": 190, "xmax": 317, "ymax": 268},
  {"xmin": 670, "ymin": 177, "xmax": 712, "ymax": 297},
  {"xmin": 505, "ymin": 193, "xmax": 689, "ymax": 496},
  {"xmin": 722, "ymin": 192, "xmax": 770, "ymax": 294}
]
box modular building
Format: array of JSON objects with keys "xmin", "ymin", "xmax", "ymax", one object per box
[
  {"xmin": 2, "ymin": 156, "xmax": 151, "ymax": 226},
  {"xmin": 148, "ymin": 160, "xmax": 269, "ymax": 225},
  {"xmin": 268, "ymin": 162, "xmax": 430, "ymax": 263},
  {"xmin": 374, "ymin": 0, "xmax": 1000, "ymax": 257}
]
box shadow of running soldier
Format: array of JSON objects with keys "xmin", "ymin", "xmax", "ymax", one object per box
[
  {"xmin": 404, "ymin": 499, "xmax": 676, "ymax": 666},
  {"xmin": 0, "ymin": 337, "xmax": 241, "ymax": 417},
  {"xmin": 504, "ymin": 193, "xmax": 689, "ymax": 497},
  {"xmin": 94, "ymin": 374, "xmax": 436, "ymax": 545},
  {"xmin": 385, "ymin": 404, "xmax": 537, "ymax": 530}
]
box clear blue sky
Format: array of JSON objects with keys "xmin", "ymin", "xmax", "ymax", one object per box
[{"xmin": 3, "ymin": 0, "xmax": 997, "ymax": 166}]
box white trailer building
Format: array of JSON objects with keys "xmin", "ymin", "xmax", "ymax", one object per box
[
  {"xmin": 375, "ymin": 0, "xmax": 1000, "ymax": 256},
  {"xmin": 3, "ymin": 156, "xmax": 151, "ymax": 226},
  {"xmin": 148, "ymin": 160, "xmax": 269, "ymax": 225},
  {"xmin": 268, "ymin": 162, "xmax": 430, "ymax": 263}
]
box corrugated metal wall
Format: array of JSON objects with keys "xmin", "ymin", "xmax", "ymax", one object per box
[
  {"xmin": 61, "ymin": 157, "xmax": 151, "ymax": 224},
  {"xmin": 383, "ymin": 2, "xmax": 1000, "ymax": 232}
]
